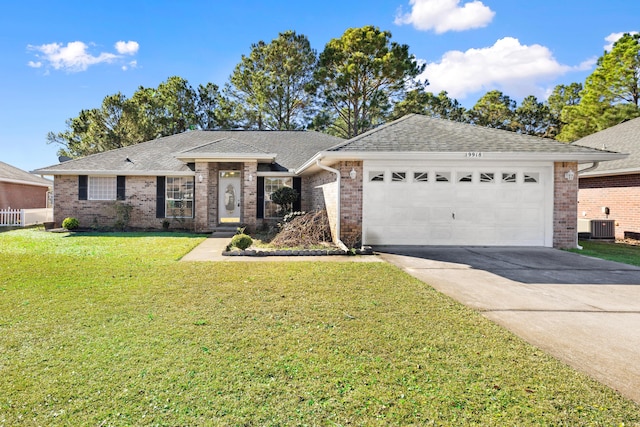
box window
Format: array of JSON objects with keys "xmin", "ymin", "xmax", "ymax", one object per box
[
  {"xmin": 435, "ymin": 172, "xmax": 450, "ymax": 182},
  {"xmin": 524, "ymin": 173, "xmax": 539, "ymax": 183},
  {"xmin": 264, "ymin": 177, "xmax": 293, "ymax": 218},
  {"xmin": 502, "ymin": 173, "xmax": 517, "ymax": 183},
  {"xmin": 480, "ymin": 173, "xmax": 495, "ymax": 183},
  {"xmin": 458, "ymin": 172, "xmax": 473, "ymax": 183},
  {"xmin": 413, "ymin": 172, "xmax": 429, "ymax": 182},
  {"xmin": 369, "ymin": 171, "xmax": 384, "ymax": 182},
  {"xmin": 88, "ymin": 176, "xmax": 116, "ymax": 200},
  {"xmin": 391, "ymin": 172, "xmax": 406, "ymax": 182},
  {"xmin": 166, "ymin": 177, "xmax": 194, "ymax": 218}
]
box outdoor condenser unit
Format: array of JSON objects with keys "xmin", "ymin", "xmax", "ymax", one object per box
[{"xmin": 590, "ymin": 219, "xmax": 615, "ymax": 239}]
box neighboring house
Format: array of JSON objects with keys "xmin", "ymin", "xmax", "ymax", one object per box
[
  {"xmin": 34, "ymin": 114, "xmax": 624, "ymax": 249},
  {"xmin": 574, "ymin": 117, "xmax": 640, "ymax": 240},
  {"xmin": 0, "ymin": 161, "xmax": 52, "ymax": 209}
]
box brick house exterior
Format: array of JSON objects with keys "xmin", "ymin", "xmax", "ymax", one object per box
[
  {"xmin": 35, "ymin": 114, "xmax": 624, "ymax": 249},
  {"xmin": 573, "ymin": 117, "xmax": 640, "ymax": 240},
  {"xmin": 0, "ymin": 161, "xmax": 52, "ymax": 209}
]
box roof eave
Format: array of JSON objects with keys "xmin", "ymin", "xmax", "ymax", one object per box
[
  {"xmin": 0, "ymin": 177, "xmax": 52, "ymax": 187},
  {"xmin": 296, "ymin": 151, "xmax": 628, "ymax": 174},
  {"xmin": 31, "ymin": 169, "xmax": 196, "ymax": 177},
  {"xmin": 579, "ymin": 167, "xmax": 640, "ymax": 178}
]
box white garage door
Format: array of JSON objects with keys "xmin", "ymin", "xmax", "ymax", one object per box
[{"xmin": 362, "ymin": 161, "xmax": 553, "ymax": 246}]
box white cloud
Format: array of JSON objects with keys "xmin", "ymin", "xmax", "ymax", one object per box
[
  {"xmin": 395, "ymin": 0, "xmax": 495, "ymax": 33},
  {"xmin": 27, "ymin": 40, "xmax": 139, "ymax": 72},
  {"xmin": 115, "ymin": 40, "xmax": 139, "ymax": 55},
  {"xmin": 418, "ymin": 37, "xmax": 572, "ymax": 100},
  {"xmin": 122, "ymin": 60, "xmax": 138, "ymax": 71},
  {"xmin": 604, "ymin": 32, "xmax": 639, "ymax": 51}
]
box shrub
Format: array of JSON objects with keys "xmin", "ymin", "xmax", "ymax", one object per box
[
  {"xmin": 62, "ymin": 217, "xmax": 79, "ymax": 230},
  {"xmin": 271, "ymin": 187, "xmax": 299, "ymax": 215},
  {"xmin": 230, "ymin": 233, "xmax": 253, "ymax": 250}
]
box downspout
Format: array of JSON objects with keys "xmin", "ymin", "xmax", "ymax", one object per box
[
  {"xmin": 578, "ymin": 162, "xmax": 600, "ymax": 175},
  {"xmin": 315, "ymin": 159, "xmax": 348, "ymax": 251}
]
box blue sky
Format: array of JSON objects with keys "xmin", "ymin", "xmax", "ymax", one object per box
[{"xmin": 1, "ymin": 0, "xmax": 638, "ymax": 173}]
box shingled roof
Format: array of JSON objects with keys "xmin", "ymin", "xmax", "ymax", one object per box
[
  {"xmin": 34, "ymin": 130, "xmax": 344, "ymax": 175},
  {"xmin": 328, "ymin": 114, "xmax": 618, "ymax": 155},
  {"xmin": 572, "ymin": 117, "xmax": 640, "ymax": 176},
  {"xmin": 0, "ymin": 161, "xmax": 52, "ymax": 187}
]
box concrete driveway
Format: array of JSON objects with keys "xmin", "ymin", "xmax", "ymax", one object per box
[{"xmin": 376, "ymin": 246, "xmax": 640, "ymax": 404}]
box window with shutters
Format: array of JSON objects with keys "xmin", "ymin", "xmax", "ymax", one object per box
[
  {"xmin": 166, "ymin": 177, "xmax": 194, "ymax": 218},
  {"xmin": 88, "ymin": 176, "xmax": 116, "ymax": 200}
]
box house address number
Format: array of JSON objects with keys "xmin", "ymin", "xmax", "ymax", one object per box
[{"xmin": 465, "ymin": 152, "xmax": 483, "ymax": 158}]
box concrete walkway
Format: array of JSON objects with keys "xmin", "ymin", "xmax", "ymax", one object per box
[{"xmin": 376, "ymin": 246, "xmax": 640, "ymax": 404}]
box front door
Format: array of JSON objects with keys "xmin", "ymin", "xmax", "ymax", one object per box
[{"xmin": 219, "ymin": 171, "xmax": 241, "ymax": 223}]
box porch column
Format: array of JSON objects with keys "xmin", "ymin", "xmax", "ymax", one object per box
[
  {"xmin": 242, "ymin": 162, "xmax": 258, "ymax": 231},
  {"xmin": 194, "ymin": 162, "xmax": 210, "ymax": 232}
]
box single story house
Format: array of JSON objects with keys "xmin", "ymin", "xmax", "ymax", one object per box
[
  {"xmin": 34, "ymin": 114, "xmax": 625, "ymax": 249},
  {"xmin": 574, "ymin": 117, "xmax": 640, "ymax": 240},
  {"xmin": 0, "ymin": 161, "xmax": 52, "ymax": 209}
]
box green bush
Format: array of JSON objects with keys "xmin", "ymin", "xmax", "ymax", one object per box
[
  {"xmin": 62, "ymin": 217, "xmax": 79, "ymax": 230},
  {"xmin": 230, "ymin": 233, "xmax": 253, "ymax": 250}
]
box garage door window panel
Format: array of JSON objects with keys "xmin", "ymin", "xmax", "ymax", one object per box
[
  {"xmin": 369, "ymin": 171, "xmax": 385, "ymax": 182},
  {"xmin": 502, "ymin": 173, "xmax": 517, "ymax": 183},
  {"xmin": 413, "ymin": 172, "xmax": 429, "ymax": 182},
  {"xmin": 435, "ymin": 172, "xmax": 450, "ymax": 182},
  {"xmin": 458, "ymin": 172, "xmax": 473, "ymax": 183},
  {"xmin": 524, "ymin": 173, "xmax": 539, "ymax": 183},
  {"xmin": 391, "ymin": 172, "xmax": 407, "ymax": 182},
  {"xmin": 480, "ymin": 173, "xmax": 495, "ymax": 183}
]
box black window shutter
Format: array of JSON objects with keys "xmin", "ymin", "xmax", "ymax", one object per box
[
  {"xmin": 256, "ymin": 176, "xmax": 264, "ymax": 219},
  {"xmin": 116, "ymin": 176, "xmax": 126, "ymax": 200},
  {"xmin": 78, "ymin": 175, "xmax": 88, "ymax": 200},
  {"xmin": 293, "ymin": 177, "xmax": 302, "ymax": 212},
  {"xmin": 156, "ymin": 176, "xmax": 165, "ymax": 218}
]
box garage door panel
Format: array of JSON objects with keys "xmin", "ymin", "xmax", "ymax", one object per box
[{"xmin": 363, "ymin": 164, "xmax": 550, "ymax": 246}]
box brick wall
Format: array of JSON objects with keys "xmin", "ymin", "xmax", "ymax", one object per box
[
  {"xmin": 242, "ymin": 162, "xmax": 258, "ymax": 230},
  {"xmin": 53, "ymin": 175, "xmax": 170, "ymax": 229},
  {"xmin": 578, "ymin": 173, "xmax": 640, "ymax": 239},
  {"xmin": 553, "ymin": 162, "xmax": 578, "ymax": 249},
  {"xmin": 0, "ymin": 182, "xmax": 49, "ymax": 209},
  {"xmin": 304, "ymin": 161, "xmax": 363, "ymax": 247}
]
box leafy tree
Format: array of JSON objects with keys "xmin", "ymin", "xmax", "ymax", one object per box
[
  {"xmin": 311, "ymin": 25, "xmax": 425, "ymax": 138},
  {"xmin": 227, "ymin": 31, "xmax": 317, "ymax": 130},
  {"xmin": 514, "ymin": 95, "xmax": 556, "ymax": 138},
  {"xmin": 468, "ymin": 90, "xmax": 516, "ymax": 130},
  {"xmin": 557, "ymin": 33, "xmax": 640, "ymax": 141},
  {"xmin": 47, "ymin": 93, "xmax": 141, "ymax": 158},
  {"xmin": 390, "ymin": 90, "xmax": 467, "ymax": 122},
  {"xmin": 49, "ymin": 76, "xmax": 222, "ymax": 158}
]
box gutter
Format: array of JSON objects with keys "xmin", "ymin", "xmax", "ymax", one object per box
[{"xmin": 315, "ymin": 159, "xmax": 348, "ymax": 251}]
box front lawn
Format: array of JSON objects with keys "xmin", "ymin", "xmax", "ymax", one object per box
[
  {"xmin": 571, "ymin": 239, "xmax": 640, "ymax": 267},
  {"xmin": 1, "ymin": 228, "xmax": 639, "ymax": 425}
]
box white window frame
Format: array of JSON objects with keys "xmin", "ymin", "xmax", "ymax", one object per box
[
  {"xmin": 166, "ymin": 176, "xmax": 194, "ymax": 218},
  {"xmin": 88, "ymin": 176, "xmax": 117, "ymax": 200},
  {"xmin": 264, "ymin": 177, "xmax": 293, "ymax": 219}
]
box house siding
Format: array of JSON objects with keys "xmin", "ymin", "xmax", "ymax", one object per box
[
  {"xmin": 578, "ymin": 173, "xmax": 640, "ymax": 239},
  {"xmin": 53, "ymin": 175, "xmax": 190, "ymax": 230},
  {"xmin": 553, "ymin": 162, "xmax": 578, "ymax": 249},
  {"xmin": 305, "ymin": 161, "xmax": 363, "ymax": 247},
  {"xmin": 0, "ymin": 182, "xmax": 49, "ymax": 209}
]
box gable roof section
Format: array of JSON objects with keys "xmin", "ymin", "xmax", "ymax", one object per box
[
  {"xmin": 33, "ymin": 130, "xmax": 344, "ymax": 176},
  {"xmin": 572, "ymin": 117, "xmax": 640, "ymax": 177},
  {"xmin": 296, "ymin": 114, "xmax": 626, "ymax": 173},
  {"xmin": 0, "ymin": 161, "xmax": 52, "ymax": 187}
]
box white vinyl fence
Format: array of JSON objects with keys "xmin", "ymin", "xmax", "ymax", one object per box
[{"xmin": 0, "ymin": 208, "xmax": 53, "ymax": 227}]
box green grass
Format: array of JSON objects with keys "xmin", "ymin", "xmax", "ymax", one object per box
[
  {"xmin": 1, "ymin": 228, "xmax": 639, "ymax": 426},
  {"xmin": 571, "ymin": 240, "xmax": 640, "ymax": 267}
]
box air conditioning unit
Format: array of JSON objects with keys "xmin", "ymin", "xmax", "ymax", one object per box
[{"xmin": 590, "ymin": 219, "xmax": 615, "ymax": 240}]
